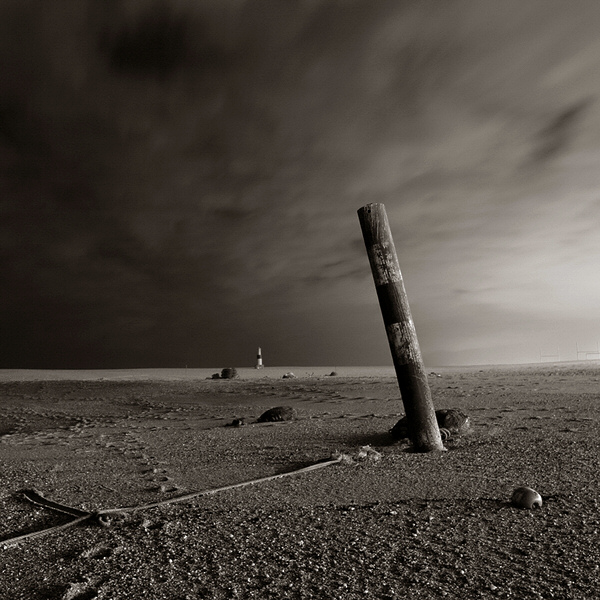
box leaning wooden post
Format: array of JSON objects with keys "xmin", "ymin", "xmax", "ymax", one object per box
[{"xmin": 357, "ymin": 203, "xmax": 445, "ymax": 452}]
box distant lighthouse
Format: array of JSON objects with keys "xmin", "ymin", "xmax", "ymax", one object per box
[{"xmin": 255, "ymin": 347, "xmax": 264, "ymax": 369}]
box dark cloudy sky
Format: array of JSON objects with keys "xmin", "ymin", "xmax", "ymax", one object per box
[{"xmin": 3, "ymin": 0, "xmax": 600, "ymax": 369}]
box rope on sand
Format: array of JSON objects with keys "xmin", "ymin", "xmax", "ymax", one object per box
[
  {"xmin": 104, "ymin": 454, "xmax": 344, "ymax": 514},
  {"xmin": 2, "ymin": 455, "xmax": 345, "ymax": 547}
]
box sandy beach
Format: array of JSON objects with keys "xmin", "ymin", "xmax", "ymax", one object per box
[{"xmin": 1, "ymin": 363, "xmax": 599, "ymax": 599}]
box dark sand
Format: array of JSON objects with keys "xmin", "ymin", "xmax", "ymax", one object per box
[{"xmin": 1, "ymin": 363, "xmax": 599, "ymax": 599}]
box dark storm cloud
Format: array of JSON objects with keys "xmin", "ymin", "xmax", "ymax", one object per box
[
  {"xmin": 99, "ymin": 4, "xmax": 192, "ymax": 79},
  {"xmin": 3, "ymin": 0, "xmax": 600, "ymax": 367}
]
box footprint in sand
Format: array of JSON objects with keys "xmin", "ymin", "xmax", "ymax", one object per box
[
  {"xmin": 61, "ymin": 582, "xmax": 99, "ymax": 600},
  {"xmin": 82, "ymin": 544, "xmax": 113, "ymax": 560},
  {"xmin": 96, "ymin": 428, "xmax": 182, "ymax": 494}
]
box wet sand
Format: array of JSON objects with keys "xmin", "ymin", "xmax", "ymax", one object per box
[{"xmin": 1, "ymin": 363, "xmax": 599, "ymax": 599}]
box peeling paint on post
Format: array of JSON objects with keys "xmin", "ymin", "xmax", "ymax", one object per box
[{"xmin": 358, "ymin": 203, "xmax": 445, "ymax": 452}]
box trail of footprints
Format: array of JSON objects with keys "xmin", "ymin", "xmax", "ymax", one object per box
[
  {"xmin": 0, "ymin": 408, "xmax": 91, "ymax": 446},
  {"xmin": 0, "ymin": 409, "xmax": 184, "ymax": 495},
  {"xmin": 96, "ymin": 424, "xmax": 182, "ymax": 494}
]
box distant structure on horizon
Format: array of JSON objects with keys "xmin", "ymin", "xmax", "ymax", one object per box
[
  {"xmin": 576, "ymin": 342, "xmax": 600, "ymax": 360},
  {"xmin": 539, "ymin": 342, "xmax": 600, "ymax": 363},
  {"xmin": 255, "ymin": 347, "xmax": 264, "ymax": 369}
]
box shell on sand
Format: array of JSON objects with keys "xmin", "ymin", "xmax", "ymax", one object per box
[
  {"xmin": 257, "ymin": 406, "xmax": 297, "ymax": 423},
  {"xmin": 511, "ymin": 486, "xmax": 543, "ymax": 509},
  {"xmin": 391, "ymin": 408, "xmax": 471, "ymax": 441}
]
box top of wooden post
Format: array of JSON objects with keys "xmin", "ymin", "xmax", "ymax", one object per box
[{"xmin": 357, "ymin": 203, "xmax": 403, "ymax": 287}]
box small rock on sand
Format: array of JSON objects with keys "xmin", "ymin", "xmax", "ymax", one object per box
[{"xmin": 257, "ymin": 406, "xmax": 297, "ymax": 422}]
